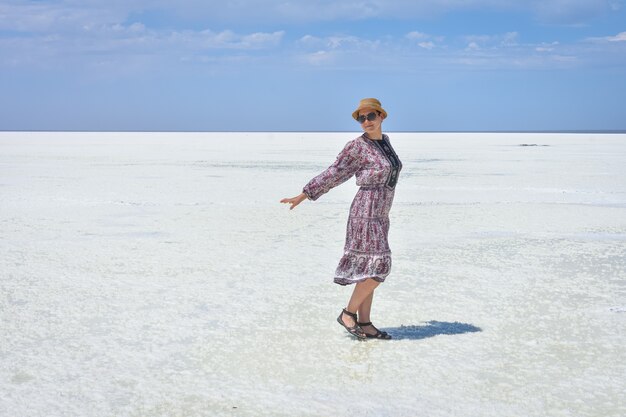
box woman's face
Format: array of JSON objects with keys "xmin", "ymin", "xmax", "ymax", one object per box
[{"xmin": 357, "ymin": 107, "xmax": 384, "ymax": 135}]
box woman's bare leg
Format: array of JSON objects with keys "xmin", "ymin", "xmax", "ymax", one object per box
[
  {"xmin": 357, "ymin": 291, "xmax": 382, "ymax": 336},
  {"xmin": 340, "ymin": 278, "xmax": 380, "ymax": 327},
  {"xmin": 357, "ymin": 291, "xmax": 374, "ymax": 323}
]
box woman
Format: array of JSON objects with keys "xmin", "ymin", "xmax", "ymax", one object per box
[{"xmin": 280, "ymin": 98, "xmax": 402, "ymax": 340}]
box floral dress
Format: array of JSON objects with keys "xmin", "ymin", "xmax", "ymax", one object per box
[{"xmin": 303, "ymin": 133, "xmax": 402, "ymax": 285}]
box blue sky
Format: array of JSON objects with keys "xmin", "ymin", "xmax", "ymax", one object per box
[{"xmin": 1, "ymin": 0, "xmax": 625, "ymax": 131}]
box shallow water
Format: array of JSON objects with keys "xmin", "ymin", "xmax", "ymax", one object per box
[{"xmin": 1, "ymin": 132, "xmax": 625, "ymax": 416}]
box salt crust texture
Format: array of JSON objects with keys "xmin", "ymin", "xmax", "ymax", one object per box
[{"xmin": 1, "ymin": 132, "xmax": 625, "ymax": 417}]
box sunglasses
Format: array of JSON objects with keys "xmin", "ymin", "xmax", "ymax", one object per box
[{"xmin": 356, "ymin": 112, "xmax": 379, "ymax": 124}]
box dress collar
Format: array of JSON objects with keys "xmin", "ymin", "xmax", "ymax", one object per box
[{"xmin": 362, "ymin": 132, "xmax": 385, "ymax": 141}]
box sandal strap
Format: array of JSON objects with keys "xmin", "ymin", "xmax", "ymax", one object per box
[
  {"xmin": 342, "ymin": 308, "xmax": 358, "ymax": 319},
  {"xmin": 359, "ymin": 322, "xmax": 391, "ymax": 339},
  {"xmin": 369, "ymin": 330, "xmax": 392, "ymax": 339},
  {"xmin": 337, "ymin": 311, "xmax": 366, "ymax": 339}
]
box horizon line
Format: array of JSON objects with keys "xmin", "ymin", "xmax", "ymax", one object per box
[{"xmin": 2, "ymin": 129, "xmax": 626, "ymax": 134}]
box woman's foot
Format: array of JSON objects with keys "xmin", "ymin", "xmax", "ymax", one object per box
[
  {"xmin": 337, "ymin": 309, "xmax": 366, "ymax": 339},
  {"xmin": 357, "ymin": 321, "xmax": 392, "ymax": 340}
]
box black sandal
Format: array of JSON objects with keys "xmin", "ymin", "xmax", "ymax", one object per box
[
  {"xmin": 358, "ymin": 321, "xmax": 392, "ymax": 340},
  {"xmin": 337, "ymin": 309, "xmax": 366, "ymax": 339}
]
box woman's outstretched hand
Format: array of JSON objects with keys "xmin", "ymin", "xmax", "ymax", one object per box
[{"xmin": 280, "ymin": 192, "xmax": 308, "ymax": 210}]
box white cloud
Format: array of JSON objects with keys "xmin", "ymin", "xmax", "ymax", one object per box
[
  {"xmin": 1, "ymin": 1, "xmax": 623, "ymax": 73},
  {"xmin": 0, "ymin": 2, "xmax": 128, "ymax": 32},
  {"xmin": 174, "ymin": 29, "xmax": 286, "ymax": 51},
  {"xmin": 586, "ymin": 30, "xmax": 626, "ymax": 42},
  {"xmin": 2, "ymin": 1, "xmax": 622, "ymax": 30},
  {"xmin": 302, "ymin": 50, "xmax": 334, "ymax": 65},
  {"xmin": 465, "ymin": 35, "xmax": 491, "ymax": 44},
  {"xmin": 291, "ymin": 33, "xmax": 391, "ymax": 67},
  {"xmin": 501, "ymin": 32, "xmax": 519, "ymax": 46},
  {"xmin": 406, "ymin": 31, "xmax": 444, "ymax": 50},
  {"xmin": 608, "ymin": 31, "xmax": 626, "ymax": 41},
  {"xmin": 298, "ymin": 35, "xmax": 321, "ymax": 45},
  {"xmin": 127, "ymin": 22, "xmax": 146, "ymax": 33},
  {"xmin": 550, "ymin": 54, "xmax": 578, "ymax": 63},
  {"xmin": 296, "ymin": 34, "xmax": 382, "ymax": 55},
  {"xmin": 406, "ymin": 31, "xmax": 429, "ymax": 40},
  {"xmin": 327, "ymin": 36, "xmax": 357, "ymax": 49},
  {"xmin": 0, "ymin": 22, "xmax": 286, "ymax": 71},
  {"xmin": 241, "ymin": 31, "xmax": 285, "ymax": 48},
  {"xmin": 535, "ymin": 41, "xmax": 559, "ymax": 52},
  {"xmin": 463, "ymin": 32, "xmax": 520, "ymax": 49},
  {"xmin": 191, "ymin": 1, "xmax": 621, "ymax": 24}
]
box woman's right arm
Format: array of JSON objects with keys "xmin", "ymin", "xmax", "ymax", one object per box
[
  {"xmin": 280, "ymin": 139, "xmax": 361, "ymax": 210},
  {"xmin": 280, "ymin": 192, "xmax": 308, "ymax": 210},
  {"xmin": 301, "ymin": 140, "xmax": 361, "ymax": 201}
]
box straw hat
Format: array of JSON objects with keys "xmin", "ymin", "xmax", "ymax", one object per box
[{"xmin": 352, "ymin": 98, "xmax": 387, "ymax": 120}]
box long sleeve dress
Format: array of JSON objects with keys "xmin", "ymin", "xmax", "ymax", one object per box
[{"xmin": 303, "ymin": 133, "xmax": 402, "ymax": 285}]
